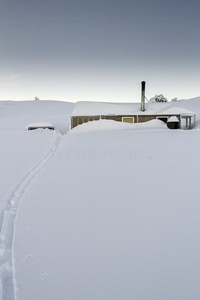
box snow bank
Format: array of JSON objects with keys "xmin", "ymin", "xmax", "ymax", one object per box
[{"xmin": 69, "ymin": 119, "xmax": 168, "ymax": 134}]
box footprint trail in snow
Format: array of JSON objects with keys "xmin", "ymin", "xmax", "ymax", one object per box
[{"xmin": 0, "ymin": 132, "xmax": 62, "ymax": 300}]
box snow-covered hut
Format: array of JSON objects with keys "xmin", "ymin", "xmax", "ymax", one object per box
[{"xmin": 71, "ymin": 101, "xmax": 196, "ymax": 130}]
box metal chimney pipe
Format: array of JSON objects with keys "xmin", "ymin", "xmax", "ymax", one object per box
[{"xmin": 141, "ymin": 81, "xmax": 146, "ymax": 112}]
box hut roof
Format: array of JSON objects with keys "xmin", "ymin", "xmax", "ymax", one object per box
[{"xmin": 72, "ymin": 101, "xmax": 196, "ymax": 117}]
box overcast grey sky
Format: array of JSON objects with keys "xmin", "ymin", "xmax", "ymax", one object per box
[{"xmin": 0, "ymin": 0, "xmax": 200, "ymax": 101}]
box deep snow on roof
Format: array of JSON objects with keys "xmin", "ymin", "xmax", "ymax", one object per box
[{"xmin": 72, "ymin": 101, "xmax": 196, "ymax": 116}]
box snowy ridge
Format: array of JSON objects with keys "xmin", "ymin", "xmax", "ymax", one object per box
[{"xmin": 0, "ymin": 132, "xmax": 63, "ymax": 300}]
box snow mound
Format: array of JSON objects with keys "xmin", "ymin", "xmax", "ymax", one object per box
[
  {"xmin": 167, "ymin": 116, "xmax": 179, "ymax": 123},
  {"xmin": 69, "ymin": 119, "xmax": 168, "ymax": 134}
]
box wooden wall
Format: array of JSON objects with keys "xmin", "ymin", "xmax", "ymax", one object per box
[{"xmin": 71, "ymin": 114, "xmax": 181, "ymax": 129}]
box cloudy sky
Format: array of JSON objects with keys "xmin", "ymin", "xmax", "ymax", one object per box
[{"xmin": 0, "ymin": 0, "xmax": 200, "ymax": 102}]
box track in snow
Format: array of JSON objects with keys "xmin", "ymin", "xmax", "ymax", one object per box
[{"xmin": 0, "ymin": 132, "xmax": 63, "ymax": 300}]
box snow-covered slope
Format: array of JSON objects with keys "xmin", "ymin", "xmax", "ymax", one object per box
[
  {"xmin": 0, "ymin": 98, "xmax": 200, "ymax": 300},
  {"xmin": 0, "ymin": 100, "xmax": 74, "ymax": 133}
]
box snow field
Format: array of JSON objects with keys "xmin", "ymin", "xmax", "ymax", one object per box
[
  {"xmin": 13, "ymin": 128, "xmax": 200, "ymax": 300},
  {"xmin": 0, "ymin": 130, "xmax": 63, "ymax": 300},
  {"xmin": 0, "ymin": 98, "xmax": 200, "ymax": 299}
]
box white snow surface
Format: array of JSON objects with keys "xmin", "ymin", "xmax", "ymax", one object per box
[
  {"xmin": 0, "ymin": 98, "xmax": 200, "ymax": 300},
  {"xmin": 72, "ymin": 100, "xmax": 196, "ymax": 116},
  {"xmin": 167, "ymin": 116, "xmax": 179, "ymax": 123},
  {"xmin": 0, "ymin": 100, "xmax": 74, "ymax": 134},
  {"xmin": 70, "ymin": 119, "xmax": 169, "ymax": 134}
]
